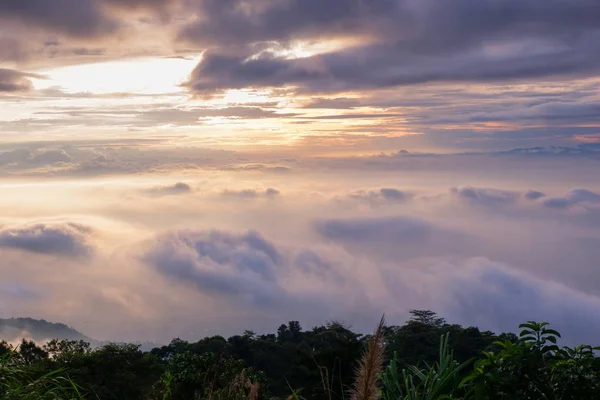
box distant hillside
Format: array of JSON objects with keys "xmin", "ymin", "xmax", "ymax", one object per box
[
  {"xmin": 0, "ymin": 317, "xmax": 93, "ymax": 344},
  {"xmin": 0, "ymin": 318, "xmax": 160, "ymax": 351}
]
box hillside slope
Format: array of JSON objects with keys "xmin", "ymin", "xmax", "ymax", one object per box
[{"xmin": 0, "ymin": 317, "xmax": 92, "ymax": 344}]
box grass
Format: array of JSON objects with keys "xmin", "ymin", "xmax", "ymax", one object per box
[
  {"xmin": 350, "ymin": 315, "xmax": 386, "ymax": 400},
  {"xmin": 0, "ymin": 352, "xmax": 85, "ymax": 400}
]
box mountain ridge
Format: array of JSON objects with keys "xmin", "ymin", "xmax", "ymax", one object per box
[
  {"xmin": 0, "ymin": 317, "xmax": 160, "ymax": 351},
  {"xmin": 0, "ymin": 317, "xmax": 92, "ymax": 344}
]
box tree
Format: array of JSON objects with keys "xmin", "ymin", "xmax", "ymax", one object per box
[
  {"xmin": 65, "ymin": 343, "xmax": 163, "ymax": 400},
  {"xmin": 408, "ymin": 310, "xmax": 446, "ymax": 327},
  {"xmin": 159, "ymin": 352, "xmax": 263, "ymax": 400},
  {"xmin": 16, "ymin": 339, "xmax": 48, "ymax": 365},
  {"xmin": 0, "ymin": 342, "xmax": 11, "ymax": 358},
  {"xmin": 43, "ymin": 339, "xmax": 90, "ymax": 364}
]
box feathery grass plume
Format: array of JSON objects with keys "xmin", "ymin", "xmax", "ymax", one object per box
[
  {"xmin": 350, "ymin": 315, "xmax": 386, "ymax": 400},
  {"xmin": 245, "ymin": 374, "xmax": 260, "ymax": 400}
]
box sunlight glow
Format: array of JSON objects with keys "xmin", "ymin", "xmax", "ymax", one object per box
[
  {"xmin": 247, "ymin": 39, "xmax": 353, "ymax": 61},
  {"xmin": 31, "ymin": 56, "xmax": 202, "ymax": 95}
]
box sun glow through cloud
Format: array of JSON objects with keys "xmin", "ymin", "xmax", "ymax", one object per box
[{"xmin": 31, "ymin": 56, "xmax": 202, "ymax": 95}]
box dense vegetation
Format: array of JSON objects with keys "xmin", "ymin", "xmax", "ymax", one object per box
[{"xmin": 1, "ymin": 311, "xmax": 599, "ymax": 400}]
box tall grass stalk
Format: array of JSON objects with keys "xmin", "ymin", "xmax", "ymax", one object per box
[{"xmin": 350, "ymin": 315, "xmax": 386, "ymax": 400}]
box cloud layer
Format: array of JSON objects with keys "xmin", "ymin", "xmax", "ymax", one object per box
[
  {"xmin": 2, "ymin": 0, "xmax": 600, "ymax": 346},
  {"xmin": 1, "ymin": 156, "xmax": 599, "ymax": 345},
  {"xmin": 0, "ymin": 68, "xmax": 41, "ymax": 92},
  {"xmin": 184, "ymin": 0, "xmax": 600, "ymax": 94},
  {"xmin": 0, "ymin": 223, "xmax": 92, "ymax": 257}
]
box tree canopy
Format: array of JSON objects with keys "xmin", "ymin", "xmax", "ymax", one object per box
[{"xmin": 0, "ymin": 311, "xmax": 598, "ymax": 400}]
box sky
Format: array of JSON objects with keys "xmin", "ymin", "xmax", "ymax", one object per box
[{"xmin": 1, "ymin": 0, "xmax": 600, "ymax": 345}]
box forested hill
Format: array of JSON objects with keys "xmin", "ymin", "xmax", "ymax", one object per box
[
  {"xmin": 1, "ymin": 311, "xmax": 599, "ymax": 399},
  {"xmin": 0, "ymin": 317, "xmax": 91, "ymax": 344}
]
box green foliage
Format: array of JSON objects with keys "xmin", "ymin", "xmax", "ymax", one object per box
[
  {"xmin": 460, "ymin": 321, "xmax": 600, "ymax": 400},
  {"xmin": 381, "ymin": 333, "xmax": 471, "ymax": 400},
  {"xmin": 383, "ymin": 311, "xmax": 496, "ymax": 369},
  {"xmin": 0, "ymin": 352, "xmax": 85, "ymax": 400},
  {"xmin": 1, "ymin": 312, "xmax": 598, "ymax": 400},
  {"xmin": 157, "ymin": 351, "xmax": 263, "ymax": 400}
]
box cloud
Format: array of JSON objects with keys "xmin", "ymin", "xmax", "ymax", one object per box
[
  {"xmin": 0, "ymin": 0, "xmax": 118, "ymax": 38},
  {"xmin": 0, "ymin": 148, "xmax": 32, "ymax": 164},
  {"xmin": 179, "ymin": 0, "xmax": 382, "ymax": 46},
  {"xmin": 451, "ymin": 186, "xmax": 518, "ymax": 206},
  {"xmin": 181, "ymin": 0, "xmax": 600, "ymax": 50},
  {"xmin": 30, "ymin": 149, "xmax": 72, "ymax": 165},
  {"xmin": 142, "ymin": 229, "xmax": 287, "ymax": 307},
  {"xmin": 0, "ymin": 223, "xmax": 93, "ymax": 257},
  {"xmin": 395, "ymin": 258, "xmax": 600, "ymax": 345},
  {"xmin": 315, "ymin": 216, "xmax": 432, "ymax": 244},
  {"xmin": 187, "ymin": 41, "xmax": 600, "ymax": 95},
  {"xmin": 138, "ymin": 224, "xmax": 600, "ymax": 344},
  {"xmin": 135, "ymin": 227, "xmax": 385, "ymax": 337},
  {"xmin": 0, "ymin": 148, "xmax": 73, "ymax": 167},
  {"xmin": 543, "ymin": 189, "xmax": 600, "ymax": 209},
  {"xmin": 0, "ymin": 69, "xmax": 42, "ymax": 92},
  {"xmin": 183, "ymin": 0, "xmax": 600, "ymax": 95},
  {"xmin": 0, "ymin": 135, "xmax": 599, "ymax": 342},
  {"xmin": 144, "ymin": 182, "xmax": 192, "ymax": 197},
  {"xmin": 314, "ymin": 216, "xmax": 472, "ymax": 261},
  {"xmin": 0, "ymin": 283, "xmax": 41, "ymax": 300},
  {"xmin": 0, "ymin": 143, "xmax": 245, "ymax": 177},
  {"xmin": 497, "ymin": 144, "xmax": 600, "ymax": 158},
  {"xmin": 524, "ymin": 190, "xmax": 546, "ymax": 200},
  {"xmin": 221, "ymin": 188, "xmax": 280, "ymax": 199},
  {"xmin": 344, "ymin": 188, "xmax": 412, "ymax": 207},
  {"xmin": 100, "ymin": 0, "xmax": 175, "ymax": 10}
]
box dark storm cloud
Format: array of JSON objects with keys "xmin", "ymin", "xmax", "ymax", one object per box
[
  {"xmin": 187, "ymin": 38, "xmax": 600, "ymax": 94},
  {"xmin": 0, "ymin": 223, "xmax": 93, "ymax": 257},
  {"xmin": 182, "ymin": 0, "xmax": 600, "ymax": 50},
  {"xmin": 0, "ymin": 0, "xmax": 118, "ymax": 37},
  {"xmin": 180, "ymin": 0, "xmax": 394, "ymax": 46},
  {"xmin": 100, "ymin": 0, "xmax": 175, "ymax": 9},
  {"xmin": 0, "ymin": 69, "xmax": 43, "ymax": 92},
  {"xmin": 184, "ymin": 0, "xmax": 600, "ymax": 94}
]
